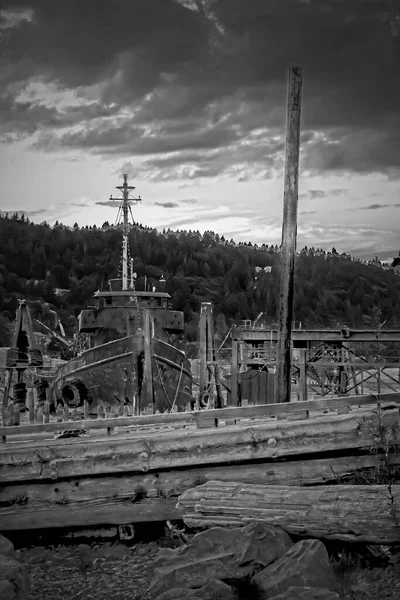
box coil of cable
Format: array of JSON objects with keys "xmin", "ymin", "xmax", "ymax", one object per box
[
  {"xmin": 29, "ymin": 348, "xmax": 43, "ymax": 367},
  {"xmin": 13, "ymin": 381, "xmax": 27, "ymax": 408}
]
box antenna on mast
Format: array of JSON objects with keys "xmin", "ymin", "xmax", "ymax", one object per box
[{"xmin": 114, "ymin": 174, "xmax": 142, "ymax": 290}]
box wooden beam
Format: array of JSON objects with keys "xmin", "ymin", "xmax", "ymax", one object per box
[
  {"xmin": 1, "ymin": 391, "xmax": 399, "ymax": 441},
  {"xmin": 199, "ymin": 303, "xmax": 208, "ymax": 398},
  {"xmin": 276, "ymin": 66, "xmax": 303, "ymax": 403},
  {"xmin": 2, "ymin": 453, "xmax": 399, "ymax": 531},
  {"xmin": 1, "ymin": 408, "xmax": 399, "ymax": 483},
  {"xmin": 2, "ymin": 368, "xmax": 13, "ymax": 409},
  {"xmin": 230, "ymin": 340, "xmax": 239, "ymax": 406},
  {"xmin": 177, "ymin": 480, "xmax": 400, "ymax": 543},
  {"xmin": 142, "ymin": 310, "xmax": 154, "ymax": 412},
  {"xmin": 299, "ymin": 348, "xmax": 307, "ymax": 402},
  {"xmin": 192, "ymin": 392, "xmax": 400, "ymax": 427},
  {"xmin": 0, "ymin": 411, "xmax": 195, "ymax": 440},
  {"xmin": 232, "ymin": 329, "xmax": 400, "ymax": 343},
  {"xmin": 0, "ymin": 498, "xmax": 181, "ymax": 530}
]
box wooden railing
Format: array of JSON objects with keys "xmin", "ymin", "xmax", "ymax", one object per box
[{"xmin": 1, "ymin": 391, "xmax": 399, "ymax": 443}]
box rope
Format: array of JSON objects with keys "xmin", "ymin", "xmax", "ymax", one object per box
[
  {"xmin": 216, "ymin": 326, "xmax": 233, "ymax": 354},
  {"xmin": 171, "ymin": 361, "xmax": 184, "ymax": 412},
  {"xmin": 153, "ymin": 355, "xmax": 172, "ymax": 409}
]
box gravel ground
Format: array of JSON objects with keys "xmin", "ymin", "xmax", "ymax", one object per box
[
  {"xmin": 19, "ymin": 541, "xmax": 400, "ymax": 600},
  {"xmin": 338, "ymin": 564, "xmax": 400, "ymax": 599},
  {"xmin": 21, "ymin": 542, "xmax": 159, "ymax": 600}
]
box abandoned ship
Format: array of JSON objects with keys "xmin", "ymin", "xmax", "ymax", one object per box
[{"xmin": 52, "ymin": 175, "xmax": 192, "ymax": 414}]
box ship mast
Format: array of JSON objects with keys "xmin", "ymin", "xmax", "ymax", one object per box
[{"xmin": 113, "ymin": 174, "xmax": 141, "ymax": 290}]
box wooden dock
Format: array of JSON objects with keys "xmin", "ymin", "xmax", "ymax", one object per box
[{"xmin": 1, "ymin": 392, "xmax": 399, "ymax": 531}]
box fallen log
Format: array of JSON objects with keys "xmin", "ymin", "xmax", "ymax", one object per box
[{"xmin": 177, "ymin": 480, "xmax": 400, "ymax": 544}]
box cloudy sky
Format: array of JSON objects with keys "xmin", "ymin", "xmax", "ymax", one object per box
[{"xmin": 0, "ymin": 0, "xmax": 399, "ymax": 260}]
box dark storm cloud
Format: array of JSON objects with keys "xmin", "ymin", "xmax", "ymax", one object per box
[
  {"xmin": 1, "ymin": 0, "xmax": 400, "ymax": 177},
  {"xmin": 0, "ymin": 0, "xmax": 211, "ymax": 89},
  {"xmin": 35, "ymin": 119, "xmax": 243, "ymax": 154},
  {"xmin": 302, "ymin": 128, "xmax": 400, "ymax": 174}
]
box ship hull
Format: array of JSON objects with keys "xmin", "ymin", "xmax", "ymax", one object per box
[{"xmin": 53, "ymin": 334, "xmax": 192, "ymax": 414}]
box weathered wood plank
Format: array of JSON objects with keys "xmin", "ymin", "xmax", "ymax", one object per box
[
  {"xmin": 1, "ymin": 392, "xmax": 398, "ymax": 440},
  {"xmin": 2, "ymin": 454, "xmax": 398, "ymax": 531},
  {"xmin": 0, "ymin": 498, "xmax": 181, "ymax": 530},
  {"xmin": 0, "ymin": 409, "xmax": 398, "ymax": 482},
  {"xmin": 0, "ymin": 411, "xmax": 195, "ymax": 439},
  {"xmin": 177, "ymin": 480, "xmax": 400, "ymax": 543},
  {"xmin": 194, "ymin": 392, "xmax": 400, "ymax": 427},
  {"xmin": 276, "ymin": 65, "xmax": 303, "ymax": 404}
]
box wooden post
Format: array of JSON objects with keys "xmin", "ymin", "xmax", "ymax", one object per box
[
  {"xmin": 45, "ymin": 386, "xmax": 52, "ymax": 410},
  {"xmin": 43, "ymin": 400, "xmax": 50, "ymax": 424},
  {"xmin": 275, "ymin": 66, "xmax": 303, "ymax": 403},
  {"xmin": 97, "ymin": 401, "xmax": 105, "ymax": 419},
  {"xmin": 12, "ymin": 403, "xmax": 20, "ymax": 426},
  {"xmin": 56, "ymin": 403, "xmax": 63, "ymax": 422},
  {"xmin": 2, "ymin": 369, "xmax": 12, "ymax": 409},
  {"xmin": 83, "ymin": 399, "xmax": 89, "ymax": 420},
  {"xmin": 199, "ymin": 303, "xmax": 209, "ymax": 400},
  {"xmin": 28, "ymin": 390, "xmax": 35, "ymax": 424},
  {"xmin": 299, "ymin": 348, "xmax": 307, "ymax": 402},
  {"xmin": 231, "ymin": 339, "xmax": 239, "ymax": 406},
  {"xmin": 37, "ymin": 405, "xmax": 44, "ymax": 424},
  {"xmin": 142, "ymin": 310, "xmax": 154, "ymax": 413}
]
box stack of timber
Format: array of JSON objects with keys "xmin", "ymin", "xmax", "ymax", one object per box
[{"xmin": 0, "ymin": 392, "xmax": 399, "ymax": 532}]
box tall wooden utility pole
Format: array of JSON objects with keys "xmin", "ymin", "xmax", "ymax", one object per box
[
  {"xmin": 199, "ymin": 302, "xmax": 223, "ymax": 408},
  {"xmin": 276, "ymin": 66, "xmax": 303, "ymax": 403}
]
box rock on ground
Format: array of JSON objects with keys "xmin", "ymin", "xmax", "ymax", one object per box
[
  {"xmin": 149, "ymin": 522, "xmax": 293, "ymax": 599},
  {"xmin": 0, "ymin": 534, "xmax": 30, "ymax": 600},
  {"xmin": 155, "ymin": 579, "xmax": 237, "ymax": 600},
  {"xmin": 268, "ymin": 586, "xmax": 341, "ymax": 600},
  {"xmin": 251, "ymin": 539, "xmax": 341, "ymax": 599}
]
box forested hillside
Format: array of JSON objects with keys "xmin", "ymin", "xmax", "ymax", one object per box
[{"xmin": 0, "ymin": 213, "xmax": 399, "ymax": 347}]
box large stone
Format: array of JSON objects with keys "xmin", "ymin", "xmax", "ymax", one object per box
[
  {"xmin": 0, "ymin": 580, "xmax": 16, "ymax": 600},
  {"xmin": 193, "ymin": 579, "xmax": 237, "ymax": 600},
  {"xmin": 155, "ymin": 579, "xmax": 237, "ymax": 600},
  {"xmin": 150, "ymin": 522, "xmax": 292, "ymax": 598},
  {"xmin": 155, "ymin": 590, "xmax": 203, "ymax": 600},
  {"xmin": 269, "ymin": 587, "xmax": 341, "ymax": 600},
  {"xmin": 237, "ymin": 522, "xmax": 293, "ymax": 574},
  {"xmin": 0, "ymin": 554, "xmax": 30, "ymax": 600},
  {"xmin": 251, "ymin": 539, "xmax": 340, "ymax": 599},
  {"xmin": 0, "ymin": 534, "xmax": 15, "ymax": 558}
]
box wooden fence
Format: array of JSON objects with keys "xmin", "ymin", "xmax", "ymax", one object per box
[{"xmin": 2, "ymin": 391, "xmax": 400, "ymax": 443}]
